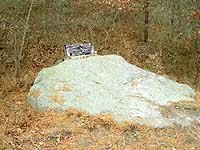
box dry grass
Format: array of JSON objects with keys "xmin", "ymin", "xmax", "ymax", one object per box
[
  {"xmin": 0, "ymin": 0, "xmax": 199, "ymax": 88},
  {"xmin": 0, "ymin": 1, "xmax": 199, "ymax": 149},
  {"xmin": 0, "ymin": 78, "xmax": 200, "ymax": 150}
]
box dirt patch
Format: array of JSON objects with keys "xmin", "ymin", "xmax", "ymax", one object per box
[
  {"xmin": 60, "ymin": 83, "xmax": 71, "ymax": 92},
  {"xmin": 50, "ymin": 92, "xmax": 65, "ymax": 105},
  {"xmin": 30, "ymin": 89, "xmax": 41, "ymax": 100}
]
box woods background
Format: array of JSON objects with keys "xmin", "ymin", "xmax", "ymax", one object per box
[{"xmin": 0, "ymin": 0, "xmax": 199, "ymax": 89}]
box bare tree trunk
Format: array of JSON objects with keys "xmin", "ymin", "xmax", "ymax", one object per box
[
  {"xmin": 15, "ymin": 0, "xmax": 34, "ymax": 78},
  {"xmin": 195, "ymin": 32, "xmax": 200, "ymax": 90},
  {"xmin": 169, "ymin": 0, "xmax": 175, "ymax": 41},
  {"xmin": 144, "ymin": 0, "xmax": 149, "ymax": 43}
]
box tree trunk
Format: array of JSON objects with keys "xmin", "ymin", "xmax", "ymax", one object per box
[
  {"xmin": 170, "ymin": 0, "xmax": 175, "ymax": 41},
  {"xmin": 144, "ymin": 0, "xmax": 149, "ymax": 43},
  {"xmin": 195, "ymin": 32, "xmax": 200, "ymax": 90}
]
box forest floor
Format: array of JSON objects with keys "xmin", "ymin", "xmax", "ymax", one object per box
[
  {"xmin": 0, "ymin": 70, "xmax": 200, "ymax": 150},
  {"xmin": 0, "ymin": 1, "xmax": 200, "ymax": 149}
]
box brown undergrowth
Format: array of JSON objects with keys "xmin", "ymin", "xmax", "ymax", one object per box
[
  {"xmin": 0, "ymin": 1, "xmax": 199, "ymax": 149},
  {"xmin": 0, "ymin": 77, "xmax": 200, "ymax": 150}
]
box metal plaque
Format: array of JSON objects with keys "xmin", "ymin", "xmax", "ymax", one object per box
[{"xmin": 64, "ymin": 43, "xmax": 95, "ymax": 58}]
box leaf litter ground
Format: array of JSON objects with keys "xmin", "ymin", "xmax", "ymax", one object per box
[{"xmin": 0, "ymin": 78, "xmax": 200, "ymax": 150}]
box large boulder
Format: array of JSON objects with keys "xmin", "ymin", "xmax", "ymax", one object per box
[{"xmin": 27, "ymin": 55, "xmax": 198, "ymax": 127}]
